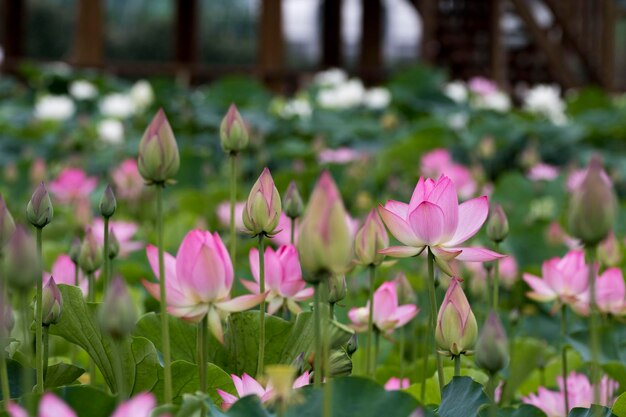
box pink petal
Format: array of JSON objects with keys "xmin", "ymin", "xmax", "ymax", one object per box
[
  {"xmin": 523, "ymin": 273, "xmax": 557, "ymax": 302},
  {"xmin": 146, "ymin": 245, "xmax": 177, "ymax": 283},
  {"xmin": 454, "ymin": 247, "xmax": 506, "ymax": 262},
  {"xmin": 293, "ymin": 371, "xmax": 311, "ymax": 388},
  {"xmin": 426, "ymin": 176, "xmax": 459, "ymax": 240},
  {"xmin": 383, "ymin": 200, "xmax": 409, "ymax": 218},
  {"xmin": 597, "ymin": 268, "xmax": 625, "ymax": 313},
  {"xmin": 7, "ymin": 402, "xmax": 28, "ymax": 417},
  {"xmin": 216, "ymin": 389, "xmax": 238, "ymax": 408},
  {"xmin": 389, "ymin": 304, "xmax": 418, "ymax": 328},
  {"xmin": 378, "ymin": 204, "xmax": 423, "ymax": 247},
  {"xmin": 241, "ymin": 373, "xmax": 267, "ymax": 397},
  {"xmin": 408, "ymin": 177, "xmax": 427, "ymax": 212},
  {"xmin": 240, "ymin": 279, "xmax": 261, "ymax": 295},
  {"xmin": 379, "ymin": 246, "xmax": 424, "ymax": 258},
  {"xmin": 215, "ymin": 293, "xmax": 265, "ymax": 312},
  {"xmin": 430, "ymin": 246, "xmax": 462, "ymax": 260},
  {"xmin": 445, "ymin": 196, "xmax": 489, "ymax": 246},
  {"xmin": 293, "ymin": 287, "xmax": 314, "ymax": 301},
  {"xmin": 373, "ymin": 282, "xmax": 399, "ymax": 324},
  {"xmin": 409, "ymin": 201, "xmax": 445, "ymax": 246},
  {"xmin": 208, "ymin": 307, "xmax": 224, "ymax": 343},
  {"xmin": 110, "ymin": 393, "xmax": 155, "ymax": 417},
  {"xmin": 39, "ymin": 393, "xmax": 77, "ymax": 417}
]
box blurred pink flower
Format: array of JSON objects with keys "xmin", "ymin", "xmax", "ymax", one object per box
[
  {"xmin": 527, "ymin": 163, "xmax": 559, "ymax": 182},
  {"xmin": 318, "ymin": 147, "xmax": 365, "ymax": 164},
  {"xmin": 43, "ymin": 254, "xmax": 88, "ymax": 295},
  {"xmin": 92, "ymin": 219, "xmax": 142, "ymax": 257},
  {"xmin": 468, "ymin": 77, "xmax": 498, "ymax": 96},
  {"xmin": 572, "ymin": 267, "xmax": 626, "ymax": 316},
  {"xmin": 110, "ymin": 392, "xmax": 156, "ymax": 417},
  {"xmin": 567, "ymin": 167, "xmax": 612, "ymax": 193},
  {"xmin": 420, "ymin": 149, "xmax": 477, "ymax": 199},
  {"xmin": 378, "ymin": 175, "xmax": 504, "ymax": 274},
  {"xmin": 112, "ymin": 159, "xmax": 145, "ymax": 201},
  {"xmin": 467, "ymin": 256, "xmax": 519, "ymax": 293},
  {"xmin": 7, "ymin": 402, "xmax": 28, "ymax": 417},
  {"xmin": 348, "ymin": 281, "xmax": 418, "ymax": 334},
  {"xmin": 216, "ymin": 201, "xmax": 245, "ymax": 230},
  {"xmin": 272, "ymin": 212, "xmax": 359, "ymax": 247},
  {"xmin": 8, "ymin": 393, "xmax": 156, "ymax": 417},
  {"xmin": 523, "ymin": 250, "xmax": 589, "ymax": 305},
  {"xmin": 142, "ymin": 229, "xmax": 264, "ymax": 342},
  {"xmin": 242, "ymin": 245, "xmax": 313, "ymax": 314},
  {"xmin": 546, "ymin": 221, "xmax": 581, "ymax": 249},
  {"xmin": 217, "ymin": 372, "xmax": 310, "ymax": 410},
  {"xmin": 384, "ymin": 377, "xmax": 410, "ymax": 390},
  {"xmin": 49, "ymin": 168, "xmax": 98, "ymax": 204},
  {"xmin": 39, "ymin": 393, "xmax": 77, "ymax": 417}
]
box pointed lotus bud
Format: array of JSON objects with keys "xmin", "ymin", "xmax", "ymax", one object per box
[
  {"xmin": 6, "ymin": 226, "xmax": 39, "ymax": 291},
  {"xmin": 69, "ymin": 238, "xmax": 81, "ymax": 265},
  {"xmin": 327, "ymin": 274, "xmax": 347, "ymax": 304},
  {"xmin": 0, "ymin": 194, "xmax": 16, "ymax": 249},
  {"xmin": 355, "ymin": 209, "xmax": 389, "ymax": 266},
  {"xmin": 435, "ymin": 278, "xmax": 478, "ymax": 356},
  {"xmin": 108, "ymin": 229, "xmax": 120, "ymax": 260},
  {"xmin": 475, "ymin": 312, "xmax": 509, "ymax": 374},
  {"xmin": 78, "ymin": 228, "xmax": 103, "ymax": 274},
  {"xmin": 283, "ymin": 181, "xmax": 304, "ymax": 219},
  {"xmin": 41, "ymin": 277, "xmax": 63, "ymax": 326},
  {"xmin": 99, "ymin": 185, "xmax": 117, "ymax": 218},
  {"xmin": 568, "ymin": 155, "xmax": 617, "ymax": 246},
  {"xmin": 347, "ymin": 333, "xmax": 358, "ymax": 355},
  {"xmin": 297, "ymin": 171, "xmax": 353, "ymax": 280},
  {"xmin": 599, "ymin": 232, "xmax": 621, "ymax": 267},
  {"xmin": 394, "ymin": 272, "xmax": 416, "ymax": 305},
  {"xmin": 220, "ymin": 104, "xmax": 249, "ymax": 154},
  {"xmin": 98, "ymin": 277, "xmax": 136, "ymax": 339},
  {"xmin": 487, "ymin": 204, "xmax": 509, "ymax": 243},
  {"xmin": 138, "ymin": 109, "xmax": 180, "ymax": 184},
  {"xmin": 26, "ymin": 182, "xmax": 53, "ymax": 228},
  {"xmin": 243, "ymin": 168, "xmax": 282, "ymax": 236},
  {"xmin": 329, "ymin": 349, "xmax": 353, "ymax": 377}
]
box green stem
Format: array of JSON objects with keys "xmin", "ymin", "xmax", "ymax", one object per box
[
  {"xmin": 366, "ymin": 265, "xmax": 376, "ymax": 377},
  {"xmin": 19, "ymin": 292, "xmax": 33, "ymax": 412},
  {"xmin": 198, "ymin": 314, "xmax": 208, "ymax": 393},
  {"xmin": 74, "ymin": 261, "xmax": 79, "ymax": 287},
  {"xmin": 103, "ymin": 217, "xmax": 110, "ymax": 296},
  {"xmin": 454, "ymin": 355, "xmax": 461, "ymax": 377},
  {"xmin": 399, "ymin": 327, "xmax": 405, "ymax": 382},
  {"xmin": 427, "ymin": 248, "xmax": 445, "ymax": 394},
  {"xmin": 229, "ymin": 153, "xmax": 238, "ymax": 266},
  {"xmin": 35, "ymin": 227, "xmax": 43, "ymax": 393},
  {"xmin": 313, "ymin": 282, "xmax": 322, "ymax": 387},
  {"xmin": 114, "ymin": 340, "xmax": 125, "ymax": 402},
  {"xmin": 493, "ymin": 242, "xmax": 500, "ymax": 312},
  {"xmin": 0, "ymin": 346, "xmax": 9, "ymax": 408},
  {"xmin": 561, "ymin": 304, "xmax": 570, "ymax": 414},
  {"xmin": 290, "ymin": 218, "xmax": 296, "ymax": 245},
  {"xmin": 321, "ymin": 279, "xmax": 332, "ymax": 417},
  {"xmin": 256, "ymin": 234, "xmax": 266, "ymax": 377},
  {"xmin": 42, "ymin": 326, "xmax": 49, "ymax": 382},
  {"xmin": 156, "ymin": 185, "xmax": 173, "ymax": 404},
  {"xmin": 88, "ymin": 273, "xmax": 95, "ymax": 303},
  {"xmin": 421, "ymin": 316, "xmax": 431, "ymax": 402},
  {"xmin": 329, "ymin": 302, "xmax": 335, "ymax": 320},
  {"xmin": 373, "ymin": 330, "xmax": 380, "ymax": 373},
  {"xmin": 487, "ymin": 374, "xmax": 498, "ymax": 417},
  {"xmin": 587, "ymin": 246, "xmax": 600, "ymax": 407}
]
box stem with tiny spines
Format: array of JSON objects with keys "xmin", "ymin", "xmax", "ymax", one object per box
[
  {"xmin": 19, "ymin": 292, "xmax": 33, "ymax": 411},
  {"xmin": 42, "ymin": 326, "xmax": 49, "ymax": 382},
  {"xmin": 454, "ymin": 355, "xmax": 461, "ymax": 377},
  {"xmin": 487, "ymin": 374, "xmax": 498, "ymax": 417},
  {"xmin": 229, "ymin": 153, "xmax": 238, "ymax": 266},
  {"xmin": 313, "ymin": 282, "xmax": 322, "ymax": 387},
  {"xmin": 113, "ymin": 339, "xmax": 125, "ymax": 403},
  {"xmin": 198, "ymin": 314, "xmax": 208, "ymax": 393},
  {"xmin": 35, "ymin": 227, "xmax": 43, "ymax": 393},
  {"xmin": 373, "ymin": 329, "xmax": 380, "ymax": 373},
  {"xmin": 587, "ymin": 245, "xmax": 600, "ymax": 410},
  {"xmin": 399, "ymin": 327, "xmax": 405, "ymax": 382},
  {"xmin": 103, "ymin": 217, "xmax": 110, "ymax": 296},
  {"xmin": 321, "ymin": 279, "xmax": 332, "ymax": 417},
  {"xmin": 256, "ymin": 234, "xmax": 266, "ymax": 377},
  {"xmin": 421, "ymin": 315, "xmax": 431, "ymax": 402},
  {"xmin": 493, "ymin": 242, "xmax": 500, "ymax": 311},
  {"xmin": 561, "ymin": 304, "xmax": 570, "ymax": 414},
  {"xmin": 74, "ymin": 261, "xmax": 79, "ymax": 286},
  {"xmin": 290, "ymin": 218, "xmax": 296, "ymax": 245},
  {"xmin": 366, "ymin": 265, "xmax": 376, "ymax": 377},
  {"xmin": 427, "ymin": 248, "xmax": 445, "ymax": 394}
]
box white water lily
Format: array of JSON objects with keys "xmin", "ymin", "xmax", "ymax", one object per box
[
  {"xmin": 97, "ymin": 119, "xmax": 125, "ymax": 144},
  {"xmin": 99, "ymin": 93, "xmax": 136, "ymax": 118},
  {"xmin": 130, "ymin": 80, "xmax": 155, "ymax": 111},
  {"xmin": 34, "ymin": 95, "xmax": 76, "ymax": 121},
  {"xmin": 523, "ymin": 84, "xmax": 567, "ymax": 125},
  {"xmin": 69, "ymin": 80, "xmax": 98, "ymax": 100}
]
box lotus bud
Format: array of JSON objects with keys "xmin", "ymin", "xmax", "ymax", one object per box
[
  {"xmin": 99, "ymin": 185, "xmax": 117, "ymax": 218},
  {"xmin": 0, "ymin": 194, "xmax": 16, "ymax": 249},
  {"xmin": 220, "ymin": 104, "xmax": 249, "ymax": 154},
  {"xmin": 394, "ymin": 272, "xmax": 416, "ymax": 305},
  {"xmin": 435, "ymin": 278, "xmax": 478, "ymax": 356},
  {"xmin": 297, "ymin": 171, "xmax": 353, "ymax": 281},
  {"xmin": 568, "ymin": 155, "xmax": 617, "ymax": 246},
  {"xmin": 0, "ymin": 293, "xmax": 14, "ymax": 341},
  {"xmin": 6, "ymin": 225, "xmax": 39, "ymax": 292},
  {"xmin": 108, "ymin": 229, "xmax": 120, "ymax": 260},
  {"xmin": 41, "ymin": 277, "xmax": 63, "ymax": 326},
  {"xmin": 486, "ymin": 204, "xmax": 509, "ymax": 243},
  {"xmin": 69, "ymin": 238, "xmax": 81, "ymax": 265},
  {"xmin": 347, "ymin": 333, "xmax": 358, "ymax": 355},
  {"xmin": 98, "ymin": 277, "xmax": 136, "ymax": 339},
  {"xmin": 475, "ymin": 311, "xmax": 509, "ymax": 374},
  {"xmin": 283, "ymin": 181, "xmax": 304, "ymax": 220},
  {"xmin": 599, "ymin": 232, "xmax": 621, "ymax": 267},
  {"xmin": 242, "ymin": 168, "xmax": 281, "ymax": 236},
  {"xmin": 355, "ymin": 209, "xmax": 389, "ymax": 266},
  {"xmin": 327, "ymin": 274, "xmax": 347, "ymax": 304},
  {"xmin": 26, "ymin": 182, "xmax": 53, "ymax": 228},
  {"xmin": 138, "ymin": 109, "xmax": 180, "ymax": 184},
  {"xmin": 329, "ymin": 349, "xmax": 353, "ymax": 377},
  {"xmin": 78, "ymin": 228, "xmax": 103, "ymax": 275}
]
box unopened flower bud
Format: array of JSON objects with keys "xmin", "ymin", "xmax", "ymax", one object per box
[
  {"xmin": 436, "ymin": 278, "xmax": 478, "ymax": 356},
  {"xmin": 98, "ymin": 278, "xmax": 136, "ymax": 339},
  {"xmin": 69, "ymin": 238, "xmax": 81, "ymax": 265},
  {"xmin": 598, "ymin": 232, "xmax": 621, "ymax": 267},
  {"xmin": 138, "ymin": 109, "xmax": 180, "ymax": 184},
  {"xmin": 6, "ymin": 226, "xmax": 39, "ymax": 292},
  {"xmin": 327, "ymin": 274, "xmax": 347, "ymax": 304},
  {"xmin": 283, "ymin": 181, "xmax": 304, "ymax": 220},
  {"xmin": 355, "ymin": 209, "xmax": 388, "ymax": 266},
  {"xmin": 243, "ymin": 168, "xmax": 282, "ymax": 236},
  {"xmin": 347, "ymin": 333, "xmax": 358, "ymax": 355},
  {"xmin": 487, "ymin": 204, "xmax": 509, "ymax": 243},
  {"xmin": 393, "ymin": 272, "xmax": 416, "ymax": 305},
  {"xmin": 220, "ymin": 104, "xmax": 249, "ymax": 154},
  {"xmin": 78, "ymin": 228, "xmax": 103, "ymax": 274},
  {"xmin": 0, "ymin": 195, "xmax": 16, "ymax": 249},
  {"xmin": 108, "ymin": 230, "xmax": 120, "ymax": 260},
  {"xmin": 99, "ymin": 185, "xmax": 117, "ymax": 218},
  {"xmin": 329, "ymin": 349, "xmax": 353, "ymax": 377},
  {"xmin": 26, "ymin": 182, "xmax": 53, "ymax": 228},
  {"xmin": 568, "ymin": 155, "xmax": 617, "ymax": 246},
  {"xmin": 0, "ymin": 293, "xmax": 14, "ymax": 341},
  {"xmin": 475, "ymin": 312, "xmax": 509, "ymax": 374},
  {"xmin": 41, "ymin": 278, "xmax": 63, "ymax": 326}
]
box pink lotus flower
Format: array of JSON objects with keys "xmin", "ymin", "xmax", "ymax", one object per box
[
  {"xmin": 142, "ymin": 230, "xmax": 264, "ymax": 342},
  {"xmin": 378, "ymin": 175, "xmax": 504, "ymax": 274},
  {"xmin": 7, "ymin": 402, "xmax": 28, "ymax": 417},
  {"xmin": 421, "ymin": 149, "xmax": 477, "ymax": 198},
  {"xmin": 567, "ymin": 167, "xmax": 612, "ymax": 193},
  {"xmin": 92, "ymin": 219, "xmax": 142, "ymax": 257},
  {"xmin": 468, "ymin": 77, "xmax": 498, "ymax": 96},
  {"xmin": 435, "ymin": 278, "xmax": 478, "ymax": 355},
  {"xmin": 242, "ymin": 245, "xmax": 313, "ymax": 314},
  {"xmin": 467, "ymin": 256, "xmax": 519, "ymax": 294},
  {"xmin": 527, "ymin": 163, "xmax": 559, "ymax": 182},
  {"xmin": 348, "ymin": 281, "xmax": 418, "ymax": 334},
  {"xmin": 272, "ymin": 212, "xmax": 359, "ymax": 247},
  {"xmin": 318, "ymin": 147, "xmax": 366, "ymax": 164},
  {"xmin": 112, "ymin": 159, "xmax": 145, "ymax": 201},
  {"xmin": 110, "ymin": 392, "xmax": 156, "ymax": 417},
  {"xmin": 572, "ymin": 267, "xmax": 626, "ymax": 316},
  {"xmin": 384, "ymin": 377, "xmax": 410, "ymax": 390},
  {"xmin": 546, "ymin": 221, "xmax": 581, "ymax": 249},
  {"xmin": 216, "ymin": 201, "xmax": 245, "ymax": 231},
  {"xmin": 43, "ymin": 254, "xmax": 88, "ymax": 295},
  {"xmin": 8, "ymin": 393, "xmax": 156, "ymax": 417},
  {"xmin": 523, "ymin": 250, "xmax": 589, "ymax": 305},
  {"xmin": 48, "ymin": 168, "xmax": 98, "ymax": 204}
]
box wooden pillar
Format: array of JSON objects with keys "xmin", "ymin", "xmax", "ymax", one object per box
[
  {"xmin": 175, "ymin": 0, "xmax": 199, "ymax": 85},
  {"xmin": 490, "ymin": 0, "xmax": 506, "ymax": 86},
  {"xmin": 72, "ymin": 0, "xmax": 103, "ymax": 67},
  {"xmin": 2, "ymin": 0, "xmax": 26, "ymax": 63},
  {"xmin": 420, "ymin": 0, "xmax": 438, "ymax": 63},
  {"xmin": 601, "ymin": 0, "xmax": 615, "ymax": 90},
  {"xmin": 360, "ymin": 0, "xmax": 382, "ymax": 77},
  {"xmin": 322, "ymin": 0, "xmax": 342, "ymax": 68},
  {"xmin": 258, "ymin": 0, "xmax": 284, "ymax": 87}
]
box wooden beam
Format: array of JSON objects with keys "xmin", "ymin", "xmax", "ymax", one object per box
[
  {"xmin": 72, "ymin": 0, "xmax": 104, "ymax": 67},
  {"xmin": 175, "ymin": 0, "xmax": 199, "ymax": 64},
  {"xmin": 322, "ymin": 0, "xmax": 342, "ymax": 68},
  {"xmin": 490, "ymin": 0, "xmax": 506, "ymax": 86},
  {"xmin": 601, "ymin": 0, "xmax": 615, "ymax": 90},
  {"xmin": 2, "ymin": 0, "xmax": 26, "ymax": 62},
  {"xmin": 419, "ymin": 0, "xmax": 438, "ymax": 63},
  {"xmin": 360, "ymin": 0, "xmax": 382, "ymax": 77},
  {"xmin": 258, "ymin": 0, "xmax": 284, "ymax": 86}
]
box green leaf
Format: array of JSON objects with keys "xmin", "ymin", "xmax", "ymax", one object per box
[
  {"xmin": 612, "ymin": 392, "xmax": 626, "ymax": 417},
  {"xmin": 9, "ymin": 385, "xmax": 116, "ymax": 417},
  {"xmin": 501, "ymin": 338, "xmax": 550, "ymax": 404},
  {"xmin": 210, "ymin": 395, "xmax": 271, "ymax": 417},
  {"xmin": 135, "ymin": 312, "xmax": 198, "ymax": 363},
  {"xmin": 44, "ymin": 363, "xmax": 85, "ymax": 389},
  {"xmin": 438, "ymin": 376, "xmax": 489, "ymax": 417},
  {"xmin": 568, "ymin": 405, "xmax": 617, "ymax": 417},
  {"xmin": 478, "ymin": 404, "xmax": 547, "ymax": 417}
]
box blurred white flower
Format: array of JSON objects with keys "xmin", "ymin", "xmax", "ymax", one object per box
[
  {"xmin": 447, "ymin": 112, "xmax": 468, "ymax": 130},
  {"xmin": 99, "ymin": 93, "xmax": 136, "ymax": 118},
  {"xmin": 474, "ymin": 91, "xmax": 511, "ymax": 112},
  {"xmin": 34, "ymin": 95, "xmax": 76, "ymax": 121},
  {"xmin": 523, "ymin": 84, "xmax": 567, "ymax": 125},
  {"xmin": 130, "ymin": 80, "xmax": 155, "ymax": 111},
  {"xmin": 98, "ymin": 119, "xmax": 125, "ymax": 144},
  {"xmin": 364, "ymin": 87, "xmax": 392, "ymax": 110},
  {"xmin": 444, "ymin": 81, "xmax": 468, "ymax": 103},
  {"xmin": 69, "ymin": 80, "xmax": 98, "ymax": 100},
  {"xmin": 317, "ymin": 78, "xmax": 366, "ymax": 109},
  {"xmin": 313, "ymin": 68, "xmax": 348, "ymax": 87},
  {"xmin": 281, "ymin": 97, "xmax": 312, "ymax": 119}
]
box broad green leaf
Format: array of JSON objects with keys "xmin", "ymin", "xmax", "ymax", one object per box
[
  {"xmin": 134, "ymin": 312, "xmax": 198, "ymax": 363},
  {"xmin": 406, "ymin": 361, "xmax": 488, "ymax": 405},
  {"xmin": 44, "ymin": 363, "xmax": 85, "ymax": 389},
  {"xmin": 612, "ymin": 392, "xmax": 626, "ymax": 417},
  {"xmin": 438, "ymin": 376, "xmax": 489, "ymax": 417},
  {"xmin": 518, "ymin": 349, "xmax": 582, "ymax": 396},
  {"xmin": 210, "ymin": 395, "xmax": 271, "ymax": 417},
  {"xmin": 501, "ymin": 338, "xmax": 551, "ymax": 404},
  {"xmin": 568, "ymin": 405, "xmax": 617, "ymax": 417},
  {"xmin": 4, "ymin": 385, "xmax": 116, "ymax": 417},
  {"xmin": 478, "ymin": 404, "xmax": 547, "ymax": 417}
]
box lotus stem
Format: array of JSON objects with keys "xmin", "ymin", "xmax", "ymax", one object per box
[
  {"xmin": 0, "ymin": 253, "xmax": 9, "ymax": 409},
  {"xmin": 313, "ymin": 282, "xmax": 322, "ymax": 387},
  {"xmin": 103, "ymin": 217, "xmax": 110, "ymax": 295},
  {"xmin": 373, "ymin": 329, "xmax": 380, "ymax": 373},
  {"xmin": 487, "ymin": 374, "xmax": 498, "ymax": 417},
  {"xmin": 19, "ymin": 292, "xmax": 32, "ymax": 404},
  {"xmin": 454, "ymin": 355, "xmax": 460, "ymax": 377},
  {"xmin": 561, "ymin": 304, "xmax": 570, "ymax": 414},
  {"xmin": 114, "ymin": 340, "xmax": 125, "ymax": 403},
  {"xmin": 74, "ymin": 261, "xmax": 79, "ymax": 287},
  {"xmin": 586, "ymin": 245, "xmax": 600, "ymax": 408},
  {"xmin": 35, "ymin": 227, "xmax": 43, "ymax": 393},
  {"xmin": 493, "ymin": 242, "xmax": 500, "ymax": 312},
  {"xmin": 42, "ymin": 326, "xmax": 49, "ymax": 382},
  {"xmin": 399, "ymin": 327, "xmax": 405, "ymax": 382},
  {"xmin": 427, "ymin": 248, "xmax": 445, "ymax": 394},
  {"xmin": 290, "ymin": 218, "xmax": 295, "ymax": 245},
  {"xmin": 256, "ymin": 234, "xmax": 266, "ymax": 377},
  {"xmin": 321, "ymin": 279, "xmax": 332, "ymax": 417},
  {"xmin": 366, "ymin": 265, "xmax": 376, "ymax": 377},
  {"xmin": 421, "ymin": 316, "xmax": 430, "ymax": 402},
  {"xmin": 88, "ymin": 273, "xmax": 95, "ymax": 303},
  {"xmin": 198, "ymin": 314, "xmax": 208, "ymax": 392},
  {"xmin": 229, "ymin": 153, "xmax": 238, "ymax": 265}
]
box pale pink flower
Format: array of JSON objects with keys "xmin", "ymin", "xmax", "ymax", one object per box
[
  {"xmin": 384, "ymin": 377, "xmax": 410, "ymax": 390},
  {"xmin": 546, "ymin": 221, "xmax": 581, "ymax": 249},
  {"xmin": 467, "ymin": 256, "xmax": 519, "ymax": 294},
  {"xmin": 527, "ymin": 163, "xmax": 559, "ymax": 182},
  {"xmin": 217, "ymin": 372, "xmax": 310, "ymax": 410},
  {"xmin": 216, "ymin": 201, "xmax": 245, "ymax": 231},
  {"xmin": 318, "ymin": 147, "xmax": 365, "ymax": 164},
  {"xmin": 112, "ymin": 159, "xmax": 145, "ymax": 201},
  {"xmin": 420, "ymin": 149, "xmax": 476, "ymax": 199},
  {"xmin": 7, "ymin": 402, "xmax": 28, "ymax": 417},
  {"xmin": 43, "ymin": 254, "xmax": 88, "ymax": 295},
  {"xmin": 110, "ymin": 392, "xmax": 155, "ymax": 417},
  {"xmin": 348, "ymin": 281, "xmax": 418, "ymax": 334},
  {"xmin": 378, "ymin": 175, "xmax": 504, "ymax": 274},
  {"xmin": 142, "ymin": 229, "xmax": 264, "ymax": 342},
  {"xmin": 572, "ymin": 267, "xmax": 626, "ymax": 316},
  {"xmin": 242, "ymin": 245, "xmax": 314, "ymax": 314},
  {"xmin": 92, "ymin": 219, "xmax": 142, "ymax": 257},
  {"xmin": 567, "ymin": 167, "xmax": 612, "ymax": 193},
  {"xmin": 48, "ymin": 168, "xmax": 97, "ymax": 204},
  {"xmin": 468, "ymin": 77, "xmax": 498, "ymax": 96},
  {"xmin": 39, "ymin": 393, "xmax": 77, "ymax": 417}
]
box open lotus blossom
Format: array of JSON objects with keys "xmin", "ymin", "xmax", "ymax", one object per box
[
  {"xmin": 92, "ymin": 219, "xmax": 142, "ymax": 257},
  {"xmin": 48, "ymin": 167, "xmax": 98, "ymax": 204},
  {"xmin": 523, "ymin": 250, "xmax": 589, "ymax": 306},
  {"xmin": 348, "ymin": 281, "xmax": 418, "ymax": 334},
  {"xmin": 420, "ymin": 149, "xmax": 477, "ymax": 199},
  {"xmin": 43, "ymin": 254, "xmax": 88, "ymax": 295},
  {"xmin": 111, "ymin": 159, "xmax": 145, "ymax": 201},
  {"xmin": 384, "ymin": 377, "xmax": 410, "ymax": 391},
  {"xmin": 217, "ymin": 371, "xmax": 311, "ymax": 410},
  {"xmin": 216, "ymin": 201, "xmax": 245, "ymax": 230},
  {"xmin": 378, "ymin": 175, "xmax": 504, "ymax": 275},
  {"xmin": 142, "ymin": 229, "xmax": 264, "ymax": 342},
  {"xmin": 242, "ymin": 245, "xmax": 314, "ymax": 314},
  {"xmin": 522, "ymin": 372, "xmax": 617, "ymax": 417},
  {"xmin": 527, "ymin": 163, "xmax": 560, "ymax": 182},
  {"xmin": 571, "ymin": 267, "xmax": 626, "ymax": 316}
]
